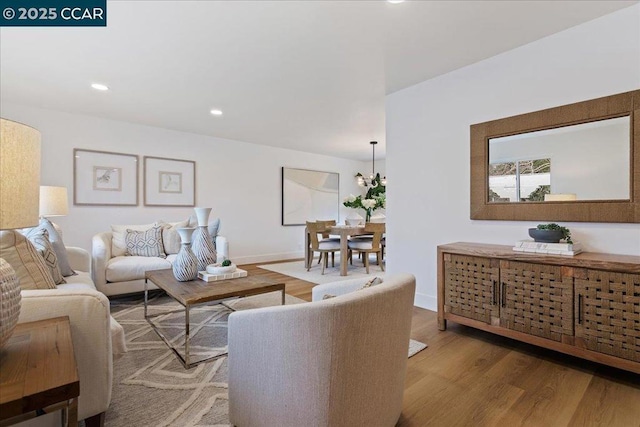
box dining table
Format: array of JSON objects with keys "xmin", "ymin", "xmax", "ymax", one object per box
[{"xmin": 305, "ymin": 224, "xmax": 378, "ymax": 276}]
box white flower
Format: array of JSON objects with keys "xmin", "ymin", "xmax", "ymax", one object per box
[
  {"xmin": 343, "ymin": 194, "xmax": 357, "ymax": 203},
  {"xmin": 362, "ymin": 199, "xmax": 376, "ymax": 209}
]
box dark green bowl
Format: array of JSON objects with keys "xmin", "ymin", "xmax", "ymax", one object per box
[{"xmin": 528, "ymin": 228, "xmax": 564, "ymax": 243}]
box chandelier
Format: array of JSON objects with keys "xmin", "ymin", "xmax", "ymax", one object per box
[{"xmin": 356, "ymin": 141, "xmax": 387, "ymax": 188}]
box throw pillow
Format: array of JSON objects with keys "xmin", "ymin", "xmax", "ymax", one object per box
[
  {"xmin": 111, "ymin": 222, "xmax": 156, "ymax": 257},
  {"xmin": 38, "ymin": 219, "xmax": 76, "ymax": 276},
  {"xmin": 125, "ymin": 225, "xmax": 166, "ymax": 258},
  {"xmin": 0, "ymin": 230, "xmax": 57, "ymax": 290},
  {"xmin": 159, "ymin": 218, "xmax": 190, "ymax": 255},
  {"xmin": 360, "ymin": 277, "xmax": 383, "ymax": 289},
  {"xmin": 21, "ymin": 228, "xmax": 66, "ymax": 285}
]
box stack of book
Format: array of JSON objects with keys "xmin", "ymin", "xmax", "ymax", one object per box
[{"xmin": 513, "ymin": 240, "xmax": 583, "ymax": 256}]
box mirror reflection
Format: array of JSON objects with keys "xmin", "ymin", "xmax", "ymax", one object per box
[{"xmin": 488, "ymin": 116, "xmax": 630, "ymax": 203}]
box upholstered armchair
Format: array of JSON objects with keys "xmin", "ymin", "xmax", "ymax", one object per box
[{"xmin": 227, "ymin": 273, "xmax": 416, "ymax": 427}]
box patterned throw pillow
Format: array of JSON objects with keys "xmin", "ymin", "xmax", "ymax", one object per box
[
  {"xmin": 360, "ymin": 277, "xmax": 383, "ymax": 289},
  {"xmin": 0, "ymin": 230, "xmax": 57, "ymax": 290},
  {"xmin": 22, "ymin": 228, "xmax": 66, "ymax": 285},
  {"xmin": 125, "ymin": 225, "xmax": 166, "ymax": 258},
  {"xmin": 38, "ymin": 218, "xmax": 76, "ymax": 276}
]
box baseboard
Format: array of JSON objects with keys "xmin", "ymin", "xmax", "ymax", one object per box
[
  {"xmin": 233, "ymin": 251, "xmax": 304, "ymax": 265},
  {"xmin": 414, "ymin": 292, "xmax": 437, "ymax": 311}
]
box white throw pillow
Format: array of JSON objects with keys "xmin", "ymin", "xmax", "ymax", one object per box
[
  {"xmin": 159, "ymin": 218, "xmax": 190, "ymax": 255},
  {"xmin": 111, "ymin": 222, "xmax": 156, "ymax": 257}
]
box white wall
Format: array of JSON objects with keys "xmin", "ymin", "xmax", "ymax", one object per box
[
  {"xmin": 386, "ymin": 5, "xmax": 640, "ymax": 310},
  {"xmin": 1, "ymin": 103, "xmax": 366, "ymax": 263}
]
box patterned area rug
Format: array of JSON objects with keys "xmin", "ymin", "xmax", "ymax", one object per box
[
  {"xmin": 107, "ymin": 292, "xmax": 426, "ymax": 426},
  {"xmin": 258, "ymin": 259, "xmax": 385, "ymax": 284}
]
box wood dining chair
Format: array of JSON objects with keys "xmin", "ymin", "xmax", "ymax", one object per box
[
  {"xmin": 347, "ymin": 223, "xmax": 385, "ymax": 274},
  {"xmin": 315, "ymin": 219, "xmax": 339, "ymax": 265},
  {"xmin": 306, "ymin": 221, "xmax": 341, "ymax": 275}
]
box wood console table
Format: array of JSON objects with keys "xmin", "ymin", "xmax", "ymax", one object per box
[
  {"xmin": 0, "ymin": 316, "xmax": 79, "ymax": 426},
  {"xmin": 437, "ymin": 242, "xmax": 640, "ymax": 374}
]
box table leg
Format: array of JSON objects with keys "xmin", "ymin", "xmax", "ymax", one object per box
[
  {"xmin": 185, "ymin": 305, "xmax": 190, "ymax": 368},
  {"xmin": 340, "ymin": 234, "xmax": 348, "ymax": 276},
  {"xmin": 144, "ymin": 278, "xmax": 148, "ymax": 318}
]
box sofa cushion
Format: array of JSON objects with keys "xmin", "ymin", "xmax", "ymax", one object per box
[
  {"xmin": 0, "ymin": 230, "xmax": 57, "ymax": 290},
  {"xmin": 160, "ymin": 219, "xmax": 189, "ymax": 255},
  {"xmin": 106, "ymin": 255, "xmax": 172, "ymax": 282},
  {"xmin": 125, "ymin": 225, "xmax": 166, "ymax": 258},
  {"xmin": 111, "ymin": 222, "xmax": 156, "ymax": 257},
  {"xmin": 21, "ymin": 227, "xmax": 66, "ymax": 285}
]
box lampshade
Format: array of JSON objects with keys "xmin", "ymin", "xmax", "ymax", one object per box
[
  {"xmin": 39, "ymin": 186, "xmax": 69, "ymax": 217},
  {"xmin": 0, "ymin": 118, "xmax": 41, "ymax": 229},
  {"xmin": 544, "ymin": 193, "xmax": 577, "ymax": 202}
]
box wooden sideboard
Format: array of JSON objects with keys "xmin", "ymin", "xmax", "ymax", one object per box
[{"xmin": 437, "ymin": 242, "xmax": 640, "ymax": 374}]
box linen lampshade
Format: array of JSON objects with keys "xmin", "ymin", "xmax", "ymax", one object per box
[
  {"xmin": 0, "ymin": 118, "xmax": 41, "ymax": 350},
  {"xmin": 0, "ymin": 118, "xmax": 41, "ymax": 229},
  {"xmin": 39, "ymin": 186, "xmax": 69, "ymax": 217},
  {"xmin": 544, "ymin": 193, "xmax": 577, "ymax": 202}
]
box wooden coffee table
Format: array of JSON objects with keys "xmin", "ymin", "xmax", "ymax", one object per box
[{"xmin": 144, "ymin": 269, "xmax": 285, "ymax": 369}]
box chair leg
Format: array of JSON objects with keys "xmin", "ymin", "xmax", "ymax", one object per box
[
  {"xmin": 378, "ymin": 252, "xmax": 385, "ymax": 271},
  {"xmin": 307, "ymin": 251, "xmax": 313, "ymax": 271},
  {"xmin": 321, "ymin": 252, "xmax": 326, "ymax": 275},
  {"xmin": 364, "ymin": 252, "xmax": 370, "ymax": 274},
  {"xmin": 349, "ymin": 250, "xmax": 353, "ymax": 265},
  {"xmin": 331, "ymin": 252, "xmax": 335, "ymax": 267}
]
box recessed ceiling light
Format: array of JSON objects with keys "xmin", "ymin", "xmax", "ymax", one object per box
[
  {"xmin": 91, "ymin": 83, "xmax": 109, "ymax": 91},
  {"xmin": 387, "ymin": 0, "xmax": 405, "ymax": 3},
  {"xmin": 210, "ymin": 109, "xmax": 223, "ymax": 116}
]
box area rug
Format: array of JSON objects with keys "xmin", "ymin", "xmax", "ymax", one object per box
[
  {"xmin": 258, "ymin": 258, "xmax": 385, "ymax": 284},
  {"xmin": 107, "ymin": 292, "xmax": 426, "ymax": 426}
]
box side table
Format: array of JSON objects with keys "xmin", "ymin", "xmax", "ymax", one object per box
[{"xmin": 0, "ymin": 316, "xmax": 80, "ymax": 427}]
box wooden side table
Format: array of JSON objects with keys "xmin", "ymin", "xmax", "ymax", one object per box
[{"xmin": 0, "ymin": 316, "xmax": 80, "ymax": 427}]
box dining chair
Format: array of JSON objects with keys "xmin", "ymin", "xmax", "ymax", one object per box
[
  {"xmin": 347, "ymin": 223, "xmax": 385, "ymax": 274},
  {"xmin": 315, "ymin": 219, "xmax": 339, "ymax": 265},
  {"xmin": 307, "ymin": 221, "xmax": 341, "ymax": 275}
]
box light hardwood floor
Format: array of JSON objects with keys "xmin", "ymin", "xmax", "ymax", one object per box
[{"xmin": 243, "ymin": 261, "xmax": 640, "ymax": 427}]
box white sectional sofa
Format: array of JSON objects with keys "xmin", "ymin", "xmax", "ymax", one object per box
[
  {"xmin": 92, "ymin": 220, "xmax": 228, "ymax": 297},
  {"xmin": 17, "ymin": 246, "xmax": 126, "ymax": 427}
]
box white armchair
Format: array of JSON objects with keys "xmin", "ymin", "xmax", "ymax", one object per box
[
  {"xmin": 18, "ymin": 246, "xmax": 113, "ymax": 427},
  {"xmin": 228, "ymin": 273, "xmax": 416, "ymax": 427}
]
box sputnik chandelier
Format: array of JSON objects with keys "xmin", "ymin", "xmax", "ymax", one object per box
[{"xmin": 356, "ymin": 141, "xmax": 387, "ymax": 188}]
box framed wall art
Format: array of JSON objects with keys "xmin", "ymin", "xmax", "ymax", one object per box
[
  {"xmin": 144, "ymin": 156, "xmax": 196, "ymax": 207},
  {"xmin": 74, "ymin": 149, "xmax": 139, "ymax": 206},
  {"xmin": 281, "ymin": 167, "xmax": 339, "ymax": 226}
]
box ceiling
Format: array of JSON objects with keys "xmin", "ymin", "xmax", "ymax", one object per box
[{"xmin": 0, "ymin": 1, "xmax": 636, "ymax": 160}]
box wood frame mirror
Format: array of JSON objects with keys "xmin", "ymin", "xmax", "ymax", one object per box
[{"xmin": 470, "ymin": 89, "xmax": 640, "ymax": 223}]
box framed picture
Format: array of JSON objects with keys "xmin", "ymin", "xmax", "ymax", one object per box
[
  {"xmin": 282, "ymin": 167, "xmax": 340, "ymax": 226},
  {"xmin": 74, "ymin": 149, "xmax": 138, "ymax": 206},
  {"xmin": 144, "ymin": 156, "xmax": 195, "ymax": 207}
]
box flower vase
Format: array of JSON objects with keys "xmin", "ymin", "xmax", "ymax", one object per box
[
  {"xmin": 173, "ymin": 228, "xmax": 198, "ymax": 282},
  {"xmin": 365, "ymin": 210, "xmax": 372, "ymax": 223},
  {"xmin": 191, "ymin": 207, "xmax": 217, "ymax": 271}
]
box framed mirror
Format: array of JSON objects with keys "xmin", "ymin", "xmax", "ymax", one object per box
[{"xmin": 470, "ymin": 89, "xmax": 640, "ymax": 223}]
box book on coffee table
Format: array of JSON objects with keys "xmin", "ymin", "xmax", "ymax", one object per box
[{"xmin": 198, "ymin": 268, "xmax": 248, "ymax": 282}]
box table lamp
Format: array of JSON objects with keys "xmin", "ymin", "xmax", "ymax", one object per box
[
  {"xmin": 0, "ymin": 118, "xmax": 41, "ymax": 349},
  {"xmin": 544, "ymin": 193, "xmax": 577, "ymax": 202},
  {"xmin": 40, "ymin": 186, "xmax": 69, "ymax": 219}
]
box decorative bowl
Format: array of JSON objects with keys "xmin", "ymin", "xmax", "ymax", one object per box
[
  {"xmin": 528, "ymin": 228, "xmax": 564, "ymax": 243},
  {"xmin": 206, "ymin": 263, "xmax": 237, "ymax": 274}
]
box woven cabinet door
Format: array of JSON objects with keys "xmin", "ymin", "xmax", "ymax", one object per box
[
  {"xmin": 444, "ymin": 254, "xmax": 499, "ymax": 324},
  {"xmin": 499, "ymin": 261, "xmax": 573, "ymax": 342},
  {"xmin": 575, "ymin": 270, "xmax": 640, "ymax": 363}
]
